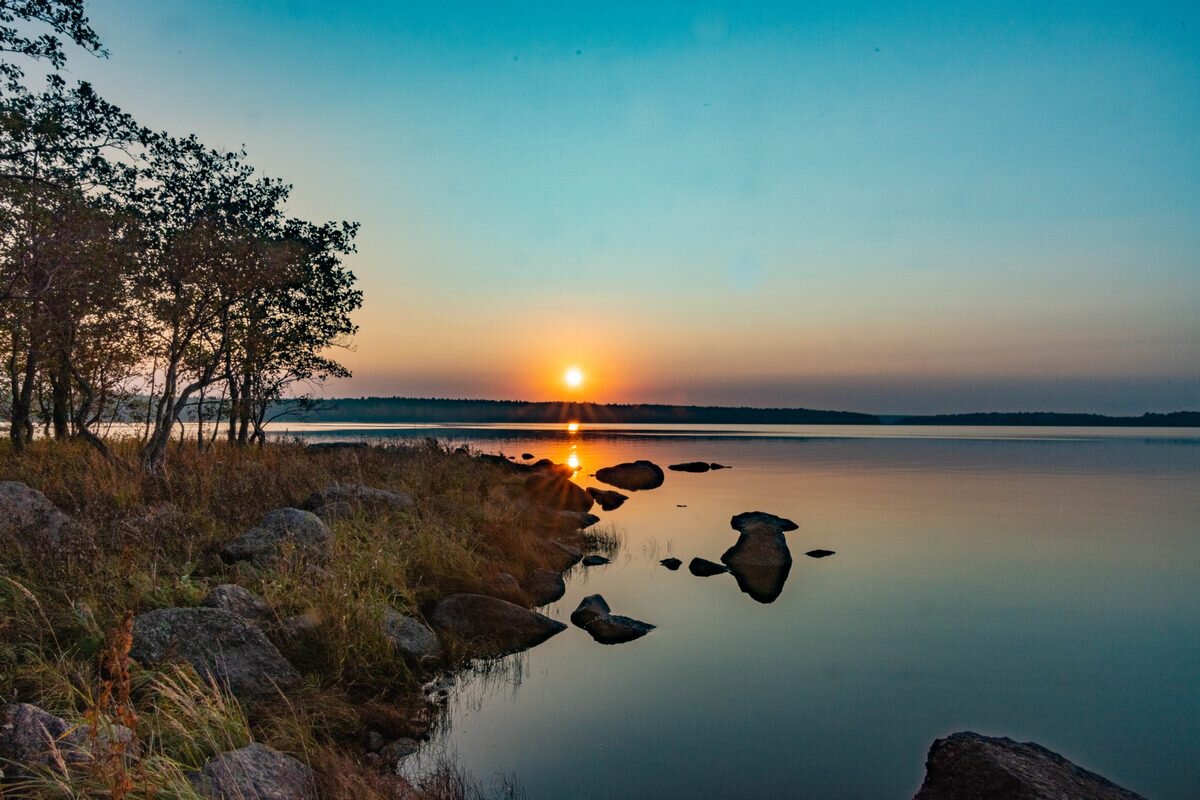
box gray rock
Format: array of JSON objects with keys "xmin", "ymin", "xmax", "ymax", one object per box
[
  {"xmin": 0, "ymin": 481, "xmax": 92, "ymax": 555},
  {"xmin": 312, "ymin": 500, "xmax": 353, "ymax": 523},
  {"xmin": 522, "ymin": 569, "xmax": 566, "ymax": 606},
  {"xmin": 379, "ymin": 737, "xmax": 420, "ymax": 766},
  {"xmin": 688, "ymin": 557, "xmax": 728, "ymax": 577},
  {"xmin": 221, "ymin": 508, "xmax": 332, "ymax": 566},
  {"xmin": 668, "ymin": 461, "xmax": 711, "ymax": 473},
  {"xmin": 659, "ymin": 557, "xmax": 682, "ymax": 570},
  {"xmin": 428, "ymin": 594, "xmax": 567, "ymax": 657},
  {"xmin": 304, "ymin": 484, "xmax": 414, "ymax": 514},
  {"xmin": 594, "ymin": 460, "xmax": 665, "ymax": 491},
  {"xmin": 568, "ymin": 594, "xmax": 654, "ymax": 645},
  {"xmin": 484, "ymin": 572, "xmax": 524, "ymax": 602},
  {"xmin": 913, "ymin": 731, "xmax": 1147, "ymax": 800},
  {"xmin": 581, "ymin": 554, "xmax": 611, "ymax": 567},
  {"xmin": 0, "ymin": 703, "xmax": 135, "ymax": 771},
  {"xmin": 189, "ymin": 742, "xmax": 316, "ymax": 800},
  {"xmin": 730, "ymin": 511, "xmax": 798, "ymax": 533},
  {"xmin": 806, "ymin": 549, "xmax": 836, "ymax": 558},
  {"xmin": 382, "ymin": 608, "xmax": 443, "ymax": 666},
  {"xmin": 524, "ymin": 473, "xmax": 595, "ymax": 512},
  {"xmin": 131, "ymin": 608, "xmax": 300, "ymax": 700},
  {"xmin": 586, "ymin": 487, "xmax": 628, "ymax": 511},
  {"xmin": 201, "ymin": 585, "xmax": 275, "ymax": 628},
  {"xmin": 721, "ymin": 523, "xmax": 793, "ymax": 604}
]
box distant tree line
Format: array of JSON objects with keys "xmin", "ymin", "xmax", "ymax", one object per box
[
  {"xmin": 0, "ymin": 1, "xmax": 362, "ymax": 471},
  {"xmin": 277, "ymin": 397, "xmax": 884, "ymax": 425},
  {"xmin": 893, "ymin": 411, "xmax": 1199, "ymax": 427}
]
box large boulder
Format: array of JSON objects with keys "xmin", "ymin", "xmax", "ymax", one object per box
[
  {"xmin": 731, "ymin": 511, "xmax": 798, "ymax": 533},
  {"xmin": 382, "ymin": 608, "xmax": 444, "ymax": 667},
  {"xmin": 568, "ymin": 594, "xmax": 654, "ymax": 645},
  {"xmin": 0, "ymin": 703, "xmax": 135, "ymax": 771},
  {"xmin": 428, "ymin": 594, "xmax": 566, "ymax": 657},
  {"xmin": 524, "ymin": 473, "xmax": 594, "ymax": 512},
  {"xmin": 586, "ymin": 487, "xmax": 628, "ymax": 511},
  {"xmin": 201, "ymin": 585, "xmax": 275, "ymax": 628},
  {"xmin": 131, "ymin": 608, "xmax": 300, "ymax": 700},
  {"xmin": 594, "ymin": 461, "xmax": 665, "ymax": 491},
  {"xmin": 522, "ymin": 569, "xmax": 566, "ymax": 606},
  {"xmin": 913, "ymin": 731, "xmax": 1147, "ymax": 800},
  {"xmin": 304, "ymin": 484, "xmax": 414, "ymax": 514},
  {"xmin": 189, "ymin": 742, "xmax": 317, "ymax": 800},
  {"xmin": 0, "ymin": 481, "xmax": 92, "ymax": 555},
  {"xmin": 221, "ymin": 508, "xmax": 332, "ymax": 566}
]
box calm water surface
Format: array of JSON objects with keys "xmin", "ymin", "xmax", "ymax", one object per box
[{"xmin": 277, "ymin": 424, "xmax": 1200, "ymax": 799}]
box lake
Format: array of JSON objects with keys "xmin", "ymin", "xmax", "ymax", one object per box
[{"xmin": 275, "ymin": 423, "xmax": 1200, "ymax": 799}]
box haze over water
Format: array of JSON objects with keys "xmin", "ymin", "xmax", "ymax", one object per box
[{"xmin": 280, "ymin": 423, "xmax": 1200, "ymax": 800}]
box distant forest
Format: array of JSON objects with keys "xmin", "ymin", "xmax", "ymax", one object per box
[
  {"xmin": 280, "ymin": 398, "xmax": 1199, "ymax": 427},
  {"xmin": 287, "ymin": 397, "xmax": 882, "ymax": 425}
]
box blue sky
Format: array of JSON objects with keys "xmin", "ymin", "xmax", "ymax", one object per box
[{"xmin": 79, "ymin": 0, "xmax": 1199, "ymax": 412}]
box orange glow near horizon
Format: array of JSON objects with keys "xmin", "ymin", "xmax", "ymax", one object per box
[{"xmin": 567, "ymin": 421, "xmax": 580, "ymax": 433}]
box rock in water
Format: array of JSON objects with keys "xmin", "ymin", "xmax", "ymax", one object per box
[
  {"xmin": 522, "ymin": 569, "xmax": 567, "ymax": 606},
  {"xmin": 382, "ymin": 608, "xmax": 443, "ymax": 666},
  {"xmin": 131, "ymin": 608, "xmax": 300, "ymax": 700},
  {"xmin": 668, "ymin": 461, "xmax": 711, "ymax": 473},
  {"xmin": 721, "ymin": 523, "xmax": 793, "ymax": 604},
  {"xmin": 913, "ymin": 731, "xmax": 1147, "ymax": 800},
  {"xmin": 594, "ymin": 460, "xmax": 665, "ymax": 491},
  {"xmin": 709, "ymin": 463, "xmax": 730, "ymax": 470},
  {"xmin": 544, "ymin": 540, "xmax": 584, "ymax": 571},
  {"xmin": 688, "ymin": 557, "xmax": 729, "ymax": 577},
  {"xmin": 569, "ymin": 594, "xmax": 654, "ymax": 644},
  {"xmin": 428, "ymin": 594, "xmax": 566, "ymax": 657},
  {"xmin": 221, "ymin": 508, "xmax": 333, "ymax": 566},
  {"xmin": 201, "ymin": 585, "xmax": 275, "ymax": 628},
  {"xmin": 730, "ymin": 511, "xmax": 798, "ymax": 533},
  {"xmin": 581, "ymin": 554, "xmax": 611, "ymax": 566},
  {"xmin": 659, "ymin": 557, "xmax": 683, "ymax": 570},
  {"xmin": 0, "ymin": 481, "xmax": 92, "ymax": 555},
  {"xmin": 586, "ymin": 487, "xmax": 629, "ymax": 511},
  {"xmin": 806, "ymin": 549, "xmax": 836, "ymax": 558},
  {"xmin": 189, "ymin": 742, "xmax": 317, "ymax": 800},
  {"xmin": 304, "ymin": 484, "xmax": 414, "ymax": 514},
  {"xmin": 524, "ymin": 473, "xmax": 595, "ymax": 512},
  {"xmin": 555, "ymin": 510, "xmax": 601, "ymax": 530}
]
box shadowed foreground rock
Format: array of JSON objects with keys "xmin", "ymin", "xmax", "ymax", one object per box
[
  {"xmin": 201, "ymin": 584, "xmax": 275, "ymax": 628},
  {"xmin": 586, "ymin": 487, "xmax": 628, "ymax": 510},
  {"xmin": 522, "ymin": 568, "xmax": 567, "ymax": 606},
  {"xmin": 0, "ymin": 480, "xmax": 93, "ymax": 555},
  {"xmin": 595, "ymin": 460, "xmax": 665, "ymax": 491},
  {"xmin": 524, "ymin": 473, "xmax": 595, "ymax": 512},
  {"xmin": 569, "ymin": 594, "xmax": 655, "ymax": 644},
  {"xmin": 382, "ymin": 607, "xmax": 444, "ymax": 667},
  {"xmin": 131, "ymin": 608, "xmax": 301, "ymax": 700},
  {"xmin": 304, "ymin": 483, "xmax": 415, "ymax": 514},
  {"xmin": 221, "ymin": 508, "xmax": 333, "ymax": 566},
  {"xmin": 914, "ymin": 732, "xmax": 1147, "ymax": 800},
  {"xmin": 429, "ymin": 594, "xmax": 566, "ymax": 657},
  {"xmin": 189, "ymin": 742, "xmax": 317, "ymax": 800},
  {"xmin": 0, "ymin": 703, "xmax": 135, "ymax": 773}
]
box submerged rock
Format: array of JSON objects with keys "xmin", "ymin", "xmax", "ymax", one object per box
[
  {"xmin": 668, "ymin": 461, "xmax": 711, "ymax": 473},
  {"xmin": 730, "ymin": 511, "xmax": 798, "ymax": 533},
  {"xmin": 0, "ymin": 481, "xmax": 92, "ymax": 555},
  {"xmin": 806, "ymin": 549, "xmax": 836, "ymax": 558},
  {"xmin": 586, "ymin": 487, "xmax": 628, "ymax": 511},
  {"xmin": 581, "ymin": 554, "xmax": 611, "ymax": 567},
  {"xmin": 709, "ymin": 463, "xmax": 730, "ymax": 470},
  {"xmin": 569, "ymin": 594, "xmax": 654, "ymax": 644},
  {"xmin": 659, "ymin": 557, "xmax": 683, "ymax": 570},
  {"xmin": 131, "ymin": 607, "xmax": 300, "ymax": 700},
  {"xmin": 522, "ymin": 569, "xmax": 566, "ymax": 606},
  {"xmin": 382, "ymin": 608, "xmax": 443, "ymax": 667},
  {"xmin": 524, "ymin": 473, "xmax": 595, "ymax": 512},
  {"xmin": 0, "ymin": 703, "xmax": 135, "ymax": 772},
  {"xmin": 189, "ymin": 742, "xmax": 317, "ymax": 800},
  {"xmin": 688, "ymin": 557, "xmax": 729, "ymax": 577},
  {"xmin": 428, "ymin": 594, "xmax": 566, "ymax": 657},
  {"xmin": 722, "ymin": 522, "xmax": 793, "ymax": 604},
  {"xmin": 594, "ymin": 460, "xmax": 665, "ymax": 491},
  {"xmin": 221, "ymin": 508, "xmax": 333, "ymax": 566},
  {"xmin": 201, "ymin": 585, "xmax": 275, "ymax": 628},
  {"xmin": 304, "ymin": 484, "xmax": 414, "ymax": 514},
  {"xmin": 913, "ymin": 731, "xmax": 1147, "ymax": 800}
]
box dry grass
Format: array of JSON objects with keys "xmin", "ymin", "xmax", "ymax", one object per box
[{"xmin": 0, "ymin": 437, "xmax": 551, "ymax": 799}]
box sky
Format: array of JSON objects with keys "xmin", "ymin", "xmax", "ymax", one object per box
[{"xmin": 76, "ymin": 0, "xmax": 1199, "ymax": 413}]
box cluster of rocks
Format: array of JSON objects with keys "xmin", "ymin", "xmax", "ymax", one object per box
[{"xmin": 569, "ymin": 594, "xmax": 655, "ymax": 644}]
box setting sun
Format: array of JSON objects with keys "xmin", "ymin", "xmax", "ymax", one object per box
[{"xmin": 564, "ymin": 367, "xmax": 584, "ymax": 388}]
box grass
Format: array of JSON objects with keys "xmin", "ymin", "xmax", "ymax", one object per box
[{"xmin": 0, "ymin": 437, "xmax": 563, "ymax": 798}]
